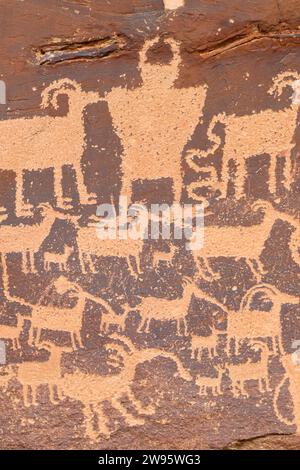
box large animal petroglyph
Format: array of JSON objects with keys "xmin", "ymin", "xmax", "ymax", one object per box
[
  {"xmin": 0, "ymin": 79, "xmax": 101, "ymax": 216},
  {"xmin": 187, "ymin": 72, "xmax": 300, "ymax": 198}
]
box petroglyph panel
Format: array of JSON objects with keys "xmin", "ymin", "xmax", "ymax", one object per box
[{"xmin": 0, "ymin": 0, "xmax": 300, "ymax": 450}]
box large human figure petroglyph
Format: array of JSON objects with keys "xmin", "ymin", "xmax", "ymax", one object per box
[
  {"xmin": 0, "ymin": 79, "xmax": 101, "ymax": 217},
  {"xmin": 187, "ymin": 71, "xmax": 300, "ymax": 198},
  {"xmin": 103, "ymin": 36, "xmax": 207, "ymax": 203}
]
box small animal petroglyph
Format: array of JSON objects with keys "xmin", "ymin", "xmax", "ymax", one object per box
[
  {"xmin": 152, "ymin": 245, "xmax": 177, "ymax": 269},
  {"xmin": 196, "ymin": 364, "xmax": 224, "ymax": 396},
  {"xmin": 43, "ymin": 245, "xmax": 73, "ymax": 272},
  {"xmin": 228, "ymin": 341, "xmax": 271, "ymax": 397}
]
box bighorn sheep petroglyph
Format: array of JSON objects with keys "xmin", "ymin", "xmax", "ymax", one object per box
[
  {"xmin": 0, "ymin": 79, "xmax": 101, "ymax": 216},
  {"xmin": 58, "ymin": 334, "xmax": 192, "ymax": 438},
  {"xmin": 226, "ymin": 284, "xmax": 299, "ymax": 355},
  {"xmin": 1, "ymin": 268, "xmax": 118, "ymax": 349},
  {"xmin": 103, "ymin": 36, "xmax": 207, "ymax": 203},
  {"xmin": 186, "ymin": 200, "xmax": 300, "ymax": 281},
  {"xmin": 228, "ymin": 341, "xmax": 271, "ymax": 397},
  {"xmin": 25, "ymin": 279, "xmax": 118, "ymax": 349},
  {"xmin": 128, "ymin": 277, "xmax": 228, "ymax": 336},
  {"xmin": 0, "ymin": 203, "xmax": 57, "ymax": 273},
  {"xmin": 186, "ymin": 71, "xmax": 300, "ymax": 198}
]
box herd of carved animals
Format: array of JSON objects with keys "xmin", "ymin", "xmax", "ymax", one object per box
[
  {"xmin": 0, "ymin": 36, "xmax": 300, "ymax": 438},
  {"xmin": 0, "ymin": 254, "xmax": 299, "ymax": 437}
]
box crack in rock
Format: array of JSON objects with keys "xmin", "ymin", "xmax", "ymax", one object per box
[{"xmin": 34, "ymin": 35, "xmax": 127, "ymax": 65}]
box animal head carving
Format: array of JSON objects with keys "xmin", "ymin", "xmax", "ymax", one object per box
[
  {"xmin": 41, "ymin": 78, "xmax": 101, "ymax": 111},
  {"xmin": 268, "ymin": 71, "xmax": 300, "ymax": 103}
]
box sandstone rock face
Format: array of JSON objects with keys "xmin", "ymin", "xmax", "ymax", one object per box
[{"xmin": 0, "ymin": 0, "xmax": 300, "ymax": 450}]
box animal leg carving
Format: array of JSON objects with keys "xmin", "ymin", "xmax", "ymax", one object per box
[
  {"xmin": 110, "ymin": 396, "xmax": 145, "ymax": 426},
  {"xmin": 234, "ymin": 158, "xmax": 247, "ymax": 200},
  {"xmin": 35, "ymin": 328, "xmax": 42, "ymax": 345},
  {"xmin": 29, "ymin": 251, "xmax": 37, "ymax": 273},
  {"xmin": 268, "ymin": 155, "xmax": 277, "ymax": 195},
  {"xmin": 15, "ymin": 171, "xmax": 34, "ymax": 218},
  {"xmin": 75, "ymin": 163, "xmax": 97, "ymax": 206},
  {"xmin": 49, "ymin": 385, "xmax": 60, "ymax": 405},
  {"xmin": 53, "ymin": 166, "xmax": 67, "ymax": 209},
  {"xmin": 127, "ymin": 389, "xmax": 155, "ymax": 416},
  {"xmin": 75, "ymin": 332, "xmax": 83, "ymax": 348}
]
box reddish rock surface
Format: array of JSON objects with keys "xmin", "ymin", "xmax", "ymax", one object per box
[{"xmin": 0, "ymin": 0, "xmax": 300, "ymax": 450}]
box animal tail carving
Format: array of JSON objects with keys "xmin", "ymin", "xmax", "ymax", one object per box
[
  {"xmin": 107, "ymin": 334, "xmax": 192, "ymax": 382},
  {"xmin": 185, "ymin": 113, "xmax": 225, "ymax": 172},
  {"xmin": 273, "ymin": 374, "xmax": 295, "ymax": 427}
]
